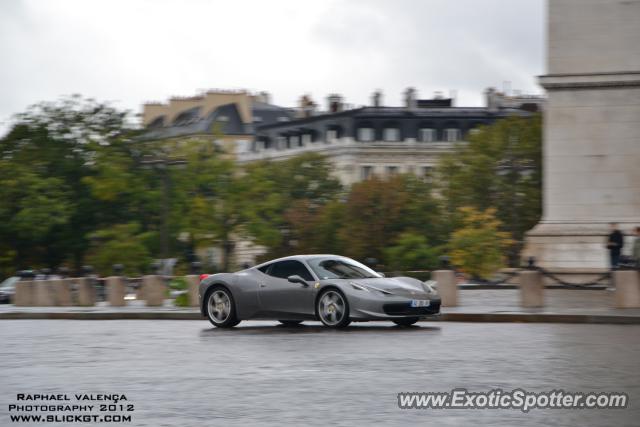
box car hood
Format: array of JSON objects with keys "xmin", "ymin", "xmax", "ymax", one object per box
[{"xmin": 328, "ymin": 277, "xmax": 435, "ymax": 298}]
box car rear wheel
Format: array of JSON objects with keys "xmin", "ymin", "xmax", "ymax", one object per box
[
  {"xmin": 392, "ymin": 317, "xmax": 420, "ymax": 326},
  {"xmin": 206, "ymin": 287, "xmax": 240, "ymax": 328},
  {"xmin": 317, "ymin": 289, "xmax": 351, "ymax": 328},
  {"xmin": 278, "ymin": 320, "xmax": 303, "ymax": 326}
]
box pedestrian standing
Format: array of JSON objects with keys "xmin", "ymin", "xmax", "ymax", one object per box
[
  {"xmin": 632, "ymin": 226, "xmax": 640, "ymax": 268},
  {"xmin": 606, "ymin": 222, "xmax": 624, "ymax": 269}
]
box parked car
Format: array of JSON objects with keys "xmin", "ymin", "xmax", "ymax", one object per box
[
  {"xmin": 0, "ymin": 276, "xmax": 19, "ymax": 304},
  {"xmin": 199, "ymin": 254, "xmax": 441, "ymax": 329}
]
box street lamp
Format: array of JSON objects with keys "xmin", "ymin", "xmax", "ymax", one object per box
[
  {"xmin": 495, "ymin": 135, "xmax": 536, "ymax": 266},
  {"xmin": 141, "ymin": 154, "xmax": 186, "ymax": 259}
]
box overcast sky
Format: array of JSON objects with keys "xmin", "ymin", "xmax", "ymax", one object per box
[{"xmin": 0, "ymin": 0, "xmax": 545, "ymax": 135}]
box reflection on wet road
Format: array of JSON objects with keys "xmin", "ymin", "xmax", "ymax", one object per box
[{"xmin": 1, "ymin": 320, "xmax": 639, "ymax": 426}]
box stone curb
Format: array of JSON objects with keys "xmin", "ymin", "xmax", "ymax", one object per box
[
  {"xmin": 0, "ymin": 311, "xmax": 639, "ymax": 324},
  {"xmin": 437, "ymin": 313, "xmax": 640, "ymax": 324},
  {"xmin": 0, "ymin": 312, "xmax": 202, "ymax": 320}
]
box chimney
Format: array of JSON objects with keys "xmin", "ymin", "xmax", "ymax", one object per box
[
  {"xmin": 371, "ymin": 90, "xmax": 383, "ymax": 107},
  {"xmin": 298, "ymin": 94, "xmax": 316, "ymax": 118},
  {"xmin": 485, "ymin": 87, "xmax": 501, "ymax": 112},
  {"xmin": 257, "ymin": 91, "xmax": 271, "ymax": 104},
  {"xmin": 327, "ymin": 94, "xmax": 344, "ymax": 113},
  {"xmin": 404, "ymin": 87, "xmax": 417, "ymax": 109}
]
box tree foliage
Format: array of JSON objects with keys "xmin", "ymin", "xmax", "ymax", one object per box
[
  {"xmin": 241, "ymin": 152, "xmax": 342, "ymax": 259},
  {"xmin": 0, "ymin": 95, "xmax": 542, "ymax": 280},
  {"xmin": 0, "ymin": 95, "xmax": 136, "ymax": 272},
  {"xmin": 385, "ymin": 232, "xmax": 440, "ymax": 272},
  {"xmin": 449, "ymin": 207, "xmax": 513, "ymax": 279},
  {"xmin": 339, "ymin": 175, "xmax": 443, "ymax": 264},
  {"xmin": 85, "ymin": 223, "xmax": 154, "ymax": 276},
  {"xmin": 436, "ymin": 115, "xmax": 542, "ymax": 265}
]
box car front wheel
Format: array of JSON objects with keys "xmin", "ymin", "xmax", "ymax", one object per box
[
  {"xmin": 317, "ymin": 289, "xmax": 351, "ymax": 328},
  {"xmin": 206, "ymin": 287, "xmax": 240, "ymax": 328}
]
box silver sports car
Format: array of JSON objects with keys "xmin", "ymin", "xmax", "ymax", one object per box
[{"xmin": 199, "ymin": 254, "xmax": 441, "ymax": 328}]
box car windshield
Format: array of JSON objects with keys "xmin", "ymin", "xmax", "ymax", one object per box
[
  {"xmin": 0, "ymin": 276, "xmax": 19, "ymax": 290},
  {"xmin": 308, "ymin": 257, "xmax": 381, "ymax": 280}
]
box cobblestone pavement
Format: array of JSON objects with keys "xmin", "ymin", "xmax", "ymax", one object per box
[{"xmin": 1, "ymin": 320, "xmax": 639, "ymax": 426}]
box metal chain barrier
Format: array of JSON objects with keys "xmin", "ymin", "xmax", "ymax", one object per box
[
  {"xmin": 437, "ymin": 256, "xmax": 620, "ymax": 290},
  {"xmin": 534, "ymin": 266, "xmax": 611, "ymax": 289}
]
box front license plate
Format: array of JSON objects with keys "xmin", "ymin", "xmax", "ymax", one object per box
[{"xmin": 410, "ymin": 300, "xmax": 430, "ymax": 308}]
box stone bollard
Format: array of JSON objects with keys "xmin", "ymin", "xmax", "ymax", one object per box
[
  {"xmin": 185, "ymin": 275, "xmax": 200, "ymax": 307},
  {"xmin": 74, "ymin": 277, "xmax": 96, "ymax": 306},
  {"xmin": 613, "ymin": 270, "xmax": 640, "ymax": 308},
  {"xmin": 432, "ymin": 270, "xmax": 457, "ymax": 307},
  {"xmin": 519, "ymin": 270, "xmax": 544, "ymax": 308},
  {"xmin": 106, "ymin": 276, "xmax": 126, "ymax": 307},
  {"xmin": 52, "ymin": 279, "xmax": 72, "ymax": 306},
  {"xmin": 142, "ymin": 275, "xmax": 166, "ymax": 307},
  {"xmin": 34, "ymin": 280, "xmax": 56, "ymax": 306},
  {"xmin": 14, "ymin": 281, "xmax": 35, "ymax": 306}
]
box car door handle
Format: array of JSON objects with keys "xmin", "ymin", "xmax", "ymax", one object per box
[{"xmin": 259, "ymin": 283, "xmax": 266, "ymax": 288}]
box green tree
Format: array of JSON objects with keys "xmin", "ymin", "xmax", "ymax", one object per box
[
  {"xmin": 385, "ymin": 232, "xmax": 439, "ymax": 271},
  {"xmin": 449, "ymin": 207, "xmax": 513, "ymax": 279},
  {"xmin": 0, "ymin": 95, "xmax": 136, "ymax": 271},
  {"xmin": 241, "ymin": 153, "xmax": 342, "ymax": 259},
  {"xmin": 339, "ymin": 174, "xmax": 443, "ymax": 265},
  {"xmin": 85, "ymin": 223, "xmax": 154, "ymax": 276},
  {"xmin": 436, "ymin": 115, "xmax": 542, "ymax": 265},
  {"xmin": 166, "ymin": 138, "xmax": 243, "ymax": 271}
]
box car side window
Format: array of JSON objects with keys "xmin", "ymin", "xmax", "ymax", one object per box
[
  {"xmin": 268, "ymin": 260, "xmax": 314, "ymax": 281},
  {"xmin": 257, "ymin": 264, "xmax": 271, "ymax": 274}
]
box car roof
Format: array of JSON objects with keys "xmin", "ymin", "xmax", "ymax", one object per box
[{"xmin": 253, "ymin": 254, "xmax": 346, "ymax": 268}]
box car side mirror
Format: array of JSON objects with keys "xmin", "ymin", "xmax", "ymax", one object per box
[
  {"xmin": 377, "ymin": 272, "xmax": 386, "ymax": 278},
  {"xmin": 287, "ymin": 275, "xmax": 308, "ymax": 286}
]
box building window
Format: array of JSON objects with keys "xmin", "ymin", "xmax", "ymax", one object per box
[
  {"xmin": 361, "ymin": 166, "xmax": 373, "ymax": 180},
  {"xmin": 302, "ymin": 134, "xmax": 312, "ymax": 145},
  {"xmin": 289, "ymin": 135, "xmax": 300, "ymax": 148},
  {"xmin": 326, "ymin": 129, "xmax": 338, "ymax": 143},
  {"xmin": 383, "ymin": 128, "xmax": 400, "ymax": 142},
  {"xmin": 253, "ymin": 116, "xmax": 263, "ymax": 123},
  {"xmin": 445, "ymin": 128, "xmax": 460, "ymax": 142},
  {"xmin": 387, "ymin": 166, "xmax": 398, "ymax": 176},
  {"xmin": 276, "ymin": 136, "xmax": 286, "ymax": 150},
  {"xmin": 419, "ymin": 128, "xmax": 435, "ymax": 142},
  {"xmin": 277, "ymin": 116, "xmax": 290, "ymax": 122},
  {"xmin": 357, "ymin": 128, "xmax": 375, "ymax": 142}
]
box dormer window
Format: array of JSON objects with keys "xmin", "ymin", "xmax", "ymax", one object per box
[
  {"xmin": 445, "ymin": 128, "xmax": 460, "ymax": 142},
  {"xmin": 302, "ymin": 134, "xmax": 312, "ymax": 145},
  {"xmin": 326, "ymin": 129, "xmax": 338, "ymax": 143},
  {"xmin": 383, "ymin": 127, "xmax": 400, "ymax": 142},
  {"xmin": 419, "ymin": 128, "xmax": 435, "ymax": 142},
  {"xmin": 357, "ymin": 127, "xmax": 375, "ymax": 142}
]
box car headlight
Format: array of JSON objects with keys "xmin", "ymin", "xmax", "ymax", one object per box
[
  {"xmin": 422, "ymin": 280, "xmax": 437, "ymax": 294},
  {"xmin": 350, "ymin": 282, "xmax": 369, "ymax": 291},
  {"xmin": 349, "ymin": 282, "xmax": 392, "ymax": 295}
]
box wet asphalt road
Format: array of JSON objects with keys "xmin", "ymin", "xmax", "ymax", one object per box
[{"xmin": 1, "ymin": 320, "xmax": 639, "ymax": 427}]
